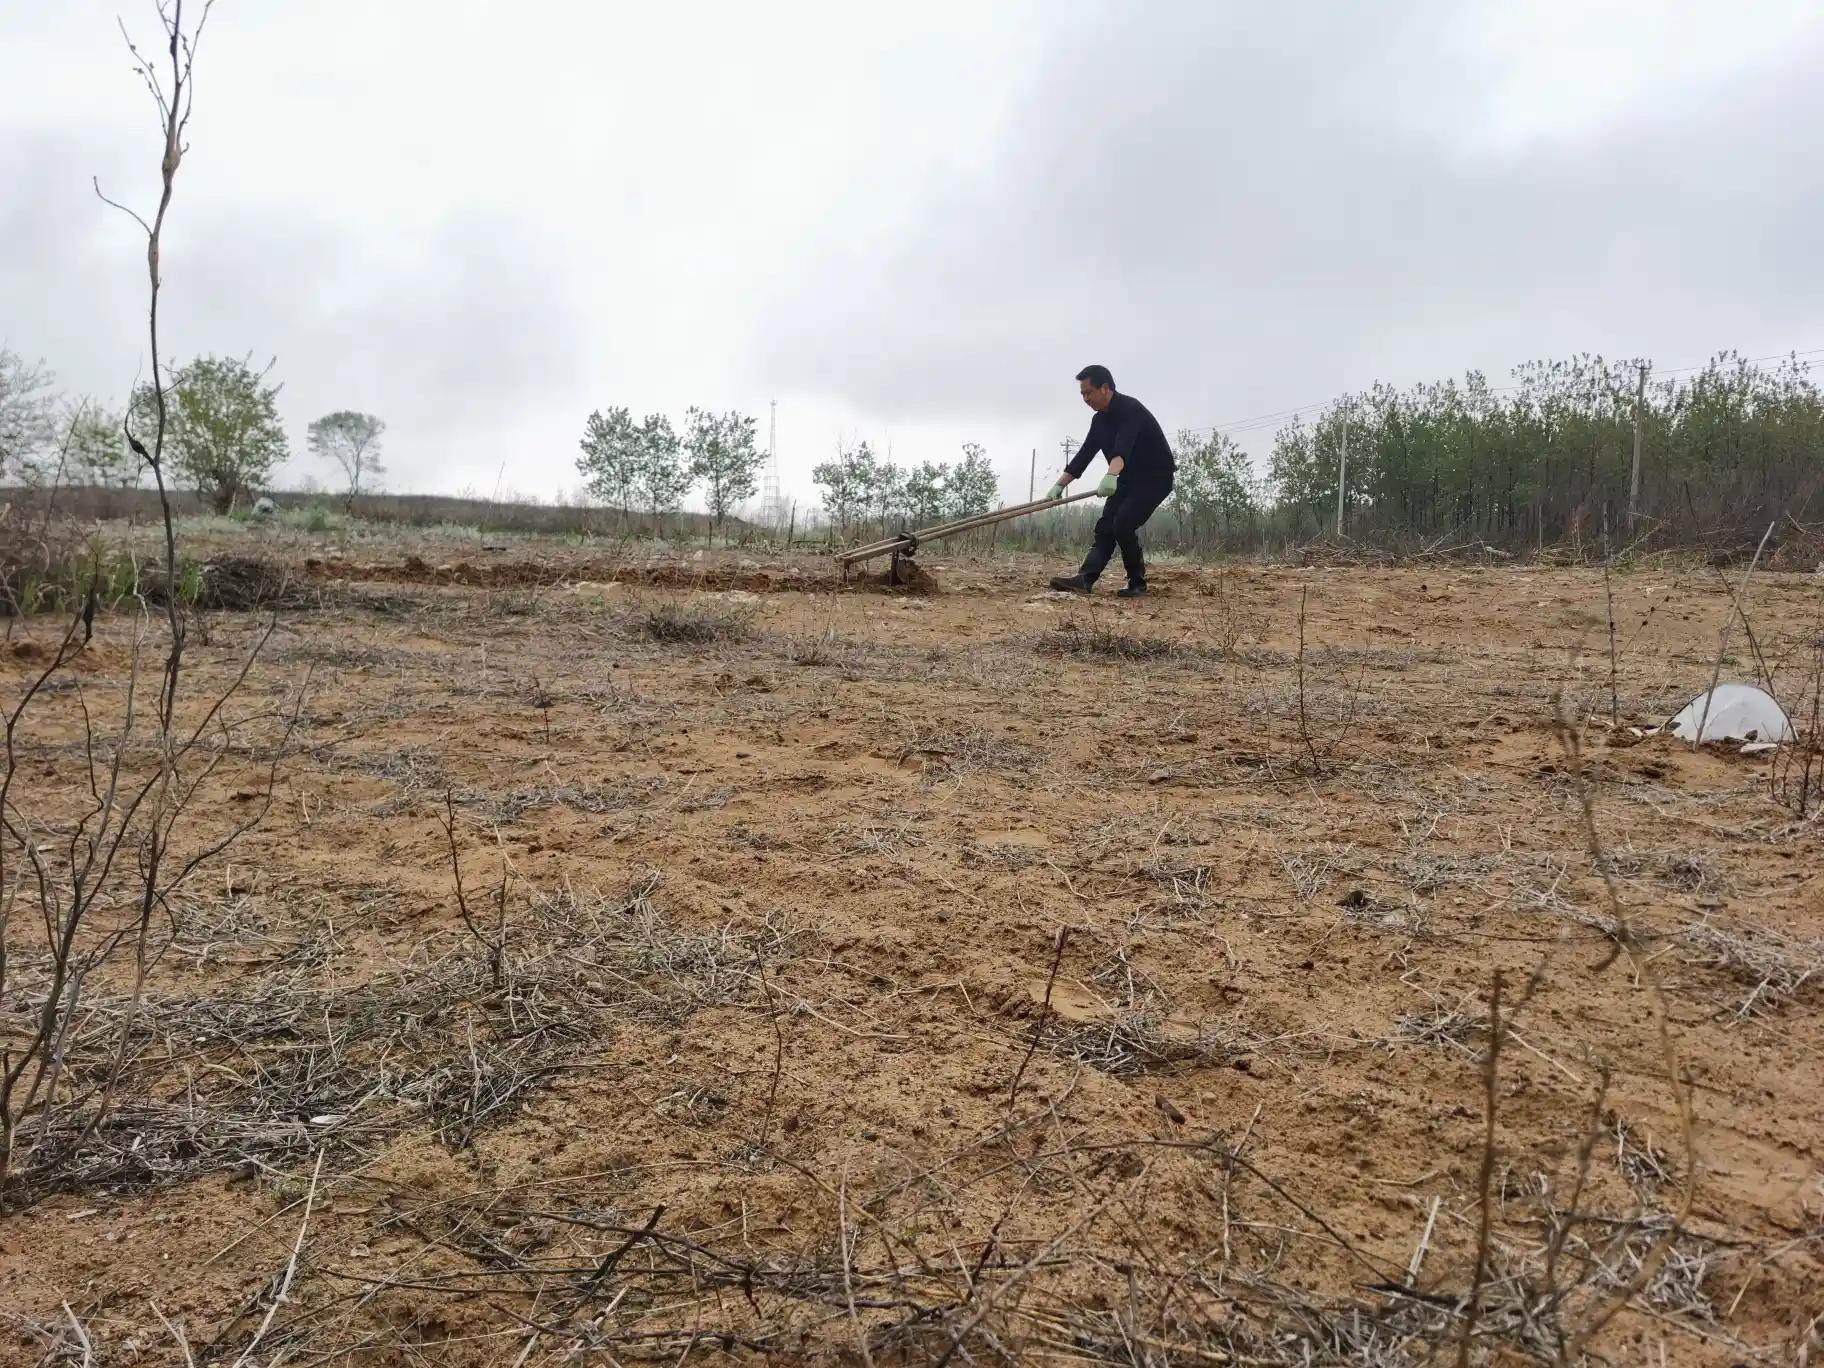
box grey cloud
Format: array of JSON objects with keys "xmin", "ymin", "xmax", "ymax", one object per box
[
  {"xmin": 2, "ymin": 121, "xmax": 585, "ymax": 488},
  {"xmin": 751, "ymin": 4, "xmax": 1824, "ymax": 435},
  {"xmin": 1, "ymin": 125, "xmax": 148, "ymax": 394},
  {"xmin": 7, "ymin": 2, "xmax": 1821, "ymax": 504}
]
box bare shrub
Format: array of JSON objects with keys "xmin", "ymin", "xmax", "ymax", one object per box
[
  {"xmin": 1036, "ymin": 623, "xmax": 1183, "ymax": 662},
  {"xmin": 631, "ymin": 596, "xmax": 753, "ymax": 644},
  {"xmin": 783, "ymin": 625, "xmax": 854, "ymax": 666}
]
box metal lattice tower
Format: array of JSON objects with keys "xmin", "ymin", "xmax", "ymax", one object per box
[{"xmin": 759, "ymin": 399, "xmax": 785, "ymax": 529}]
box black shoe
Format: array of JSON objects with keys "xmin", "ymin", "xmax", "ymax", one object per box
[
  {"xmin": 1115, "ymin": 583, "xmax": 1147, "ymax": 598},
  {"xmin": 1048, "ymin": 574, "xmax": 1092, "ymax": 594}
]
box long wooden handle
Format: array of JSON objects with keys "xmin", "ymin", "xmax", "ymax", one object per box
[{"xmin": 837, "ymin": 489, "xmax": 1100, "ymax": 565}]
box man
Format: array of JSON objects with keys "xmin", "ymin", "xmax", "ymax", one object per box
[{"xmin": 1042, "ymin": 365, "xmax": 1175, "ymax": 597}]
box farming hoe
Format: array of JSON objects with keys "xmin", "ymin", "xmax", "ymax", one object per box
[{"xmin": 836, "ymin": 489, "xmax": 1099, "ymax": 583}]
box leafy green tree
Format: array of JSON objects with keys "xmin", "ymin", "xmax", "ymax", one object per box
[
  {"xmin": 812, "ymin": 440, "xmax": 880, "ymax": 535},
  {"xmin": 684, "ymin": 407, "xmax": 763, "ymax": 542},
  {"xmin": 902, "ymin": 460, "xmax": 950, "ymax": 525},
  {"xmin": 577, "ymin": 406, "xmax": 641, "ymax": 528},
  {"xmin": 872, "ymin": 459, "xmax": 907, "ymax": 527},
  {"xmin": 629, "ymin": 412, "xmax": 691, "ymax": 531},
  {"xmin": 307, "ymin": 411, "xmax": 386, "ymax": 507},
  {"xmin": 947, "ymin": 443, "xmax": 999, "ymax": 518},
  {"xmin": 1174, "ymin": 429, "xmax": 1257, "ymax": 540},
  {"xmin": 0, "ymin": 348, "xmax": 56, "ymax": 479},
  {"xmin": 67, "ymin": 407, "xmax": 141, "ymax": 488},
  {"xmin": 134, "ymin": 354, "xmax": 287, "ymax": 512}
]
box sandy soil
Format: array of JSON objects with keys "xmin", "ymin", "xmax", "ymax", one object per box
[{"xmin": 1, "ymin": 538, "xmax": 1820, "ymax": 1366}]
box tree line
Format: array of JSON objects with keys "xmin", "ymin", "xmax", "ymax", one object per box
[
  {"xmin": 574, "ymin": 406, "xmax": 764, "ymax": 539},
  {"xmin": 11, "ymin": 343, "xmax": 1816, "ymax": 550},
  {"xmin": 810, "ymin": 441, "xmax": 1000, "ymax": 536},
  {"xmin": 0, "ymin": 347, "xmax": 384, "ymax": 512},
  {"xmin": 799, "ymin": 349, "xmax": 1821, "ymax": 554},
  {"xmin": 1116, "ymin": 350, "xmax": 1818, "ymax": 552},
  {"xmin": 1253, "ymin": 350, "xmax": 1823, "ymax": 549}
]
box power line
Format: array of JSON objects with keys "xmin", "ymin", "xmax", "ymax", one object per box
[
  {"xmin": 1186, "ymin": 398, "xmax": 1336, "ymax": 435},
  {"xmin": 1650, "ymin": 345, "xmax": 1824, "ymax": 378}
]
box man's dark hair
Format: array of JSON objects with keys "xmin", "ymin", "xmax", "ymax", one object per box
[{"xmin": 1075, "ymin": 364, "xmax": 1115, "ymax": 391}]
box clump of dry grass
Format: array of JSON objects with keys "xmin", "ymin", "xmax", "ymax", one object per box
[
  {"xmin": 1591, "ymin": 844, "xmax": 1736, "ymax": 897},
  {"xmin": 898, "ymin": 726, "xmax": 1037, "ymax": 780},
  {"xmin": 1046, "ymin": 1000, "xmax": 1251, "ymax": 1076},
  {"xmin": 1611, "ymin": 1114, "xmax": 1676, "ymax": 1193},
  {"xmin": 1036, "ymin": 624, "xmax": 1185, "ymax": 662},
  {"xmin": 1338, "ymin": 887, "xmax": 1426, "ymax": 934},
  {"xmin": 632, "ymin": 597, "xmax": 753, "ymax": 644},
  {"xmin": 337, "ymin": 743, "xmax": 451, "ymax": 814},
  {"xmin": 1660, "ymin": 852, "xmax": 1733, "ymax": 896},
  {"xmin": 1048, "ymin": 1010, "xmax": 1193, "ymax": 1075},
  {"xmin": 1279, "ymin": 847, "xmax": 1355, "ymax": 900},
  {"xmin": 782, "ymin": 626, "xmax": 859, "ymax": 667},
  {"xmin": 827, "ymin": 822, "xmax": 922, "ymax": 857},
  {"xmin": 1673, "ymin": 916, "xmax": 1823, "ymax": 1019},
  {"xmin": 1395, "ymin": 1004, "xmax": 1486, "ymax": 1052},
  {"xmin": 959, "ymin": 840, "xmax": 1040, "ymax": 871},
  {"xmin": 11, "ymin": 873, "xmax": 788, "ymax": 1200},
  {"xmin": 458, "ymin": 776, "xmax": 665, "ymax": 824},
  {"xmin": 1240, "ymin": 683, "xmax": 1392, "ymax": 724},
  {"xmin": 1393, "ymin": 849, "xmax": 1504, "ymax": 893},
  {"xmin": 1310, "ymin": 643, "xmax": 1455, "ymax": 671},
  {"xmin": 653, "ymin": 1081, "xmax": 730, "ymax": 1122},
  {"xmin": 1140, "ymin": 857, "xmax": 1211, "ymax": 905}
]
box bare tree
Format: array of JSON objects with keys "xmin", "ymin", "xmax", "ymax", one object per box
[
  {"xmin": 0, "ymin": 0, "xmax": 295, "ymax": 1197},
  {"xmin": 94, "ymin": 0, "xmax": 211, "ymax": 663},
  {"xmin": 307, "ymin": 410, "xmax": 386, "ymax": 509}
]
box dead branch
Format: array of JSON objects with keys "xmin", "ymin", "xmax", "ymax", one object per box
[
  {"xmin": 1008, "ymin": 926, "xmax": 1068, "ymax": 1110},
  {"xmin": 1456, "ymin": 968, "xmax": 1503, "ymax": 1368}
]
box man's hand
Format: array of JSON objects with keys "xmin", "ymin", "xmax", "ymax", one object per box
[
  {"xmin": 1042, "ymin": 482, "xmax": 1066, "ymax": 501},
  {"xmin": 1096, "ymin": 472, "xmax": 1118, "ymax": 496}
]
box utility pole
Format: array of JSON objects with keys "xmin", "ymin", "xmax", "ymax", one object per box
[
  {"xmin": 1335, "ymin": 403, "xmax": 1349, "ymax": 538},
  {"xmin": 1628, "ymin": 362, "xmax": 1647, "ymax": 528},
  {"xmin": 1028, "ymin": 448, "xmax": 1036, "ymax": 502}
]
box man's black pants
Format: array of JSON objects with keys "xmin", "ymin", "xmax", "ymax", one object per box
[{"xmin": 1079, "ymin": 478, "xmax": 1173, "ymax": 587}]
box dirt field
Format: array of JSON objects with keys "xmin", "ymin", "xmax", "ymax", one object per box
[{"xmin": 2, "ymin": 533, "xmax": 1821, "ymax": 1366}]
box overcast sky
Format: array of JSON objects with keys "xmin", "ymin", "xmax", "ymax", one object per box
[{"xmin": 4, "ymin": 1, "xmax": 1821, "ymax": 508}]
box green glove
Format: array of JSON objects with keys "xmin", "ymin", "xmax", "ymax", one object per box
[
  {"xmin": 1042, "ymin": 482, "xmax": 1066, "ymax": 501},
  {"xmin": 1096, "ymin": 472, "xmax": 1119, "ymax": 496}
]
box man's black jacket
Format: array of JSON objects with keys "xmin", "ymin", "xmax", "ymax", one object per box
[{"xmin": 1065, "ymin": 392, "xmax": 1174, "ymax": 485}]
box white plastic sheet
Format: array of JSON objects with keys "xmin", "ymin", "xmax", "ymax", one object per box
[{"xmin": 1667, "ymin": 684, "xmax": 1794, "ymax": 744}]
